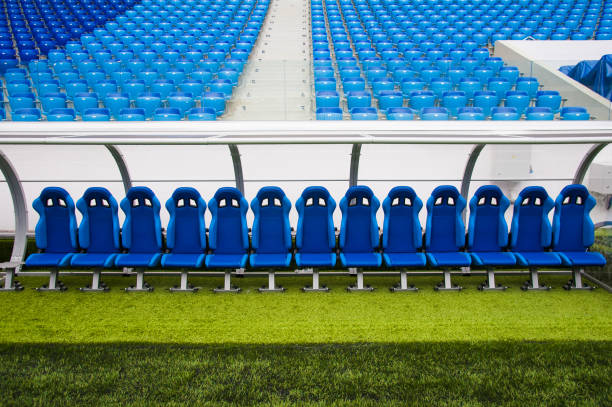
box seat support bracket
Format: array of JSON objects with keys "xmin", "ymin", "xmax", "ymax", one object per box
[
  {"xmin": 0, "ymin": 263, "xmax": 23, "ymax": 291},
  {"xmin": 479, "ymin": 269, "xmax": 507, "ymax": 291},
  {"xmin": 170, "ymin": 270, "xmax": 200, "ymax": 292},
  {"xmin": 80, "ymin": 268, "xmax": 109, "ymax": 292},
  {"xmin": 565, "ymin": 269, "xmax": 594, "ymax": 290},
  {"xmin": 37, "ymin": 269, "xmax": 66, "ymax": 291},
  {"xmin": 347, "ymin": 270, "xmax": 375, "ymax": 292},
  {"xmin": 213, "ymin": 271, "xmax": 241, "ymax": 293},
  {"xmin": 125, "ymin": 269, "xmax": 153, "ymax": 292},
  {"xmin": 258, "ymin": 271, "xmax": 285, "ymax": 292},
  {"xmin": 435, "ymin": 270, "xmax": 462, "ymax": 291},
  {"xmin": 390, "ymin": 270, "xmax": 418, "ymax": 292},
  {"xmin": 303, "ymin": 270, "xmax": 330, "ymax": 292},
  {"xmin": 522, "ymin": 268, "xmax": 551, "ymax": 290}
]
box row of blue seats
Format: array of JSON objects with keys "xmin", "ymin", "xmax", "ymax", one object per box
[
  {"xmin": 318, "ymin": 0, "xmax": 612, "ymax": 43},
  {"xmin": 0, "ymin": 0, "xmax": 134, "ymax": 61},
  {"xmin": 311, "ymin": 0, "xmax": 587, "ymax": 120},
  {"xmin": 1, "ymin": 106, "xmax": 219, "ymax": 121},
  {"xmin": 315, "ymin": 105, "xmax": 590, "ymax": 120},
  {"xmin": 0, "ymin": 0, "xmax": 269, "ymax": 119},
  {"xmin": 26, "ymin": 184, "xmax": 605, "ymax": 274}
]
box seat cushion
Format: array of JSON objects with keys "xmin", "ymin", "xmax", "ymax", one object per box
[
  {"xmin": 426, "ymin": 252, "xmax": 471, "ymax": 267},
  {"xmin": 25, "ymin": 252, "xmax": 74, "ymax": 267},
  {"xmin": 161, "ymin": 253, "xmax": 205, "ymax": 268},
  {"xmin": 383, "ymin": 252, "xmax": 427, "ymax": 267},
  {"xmin": 71, "ymin": 253, "xmax": 117, "ymax": 268},
  {"xmin": 470, "ymin": 252, "xmax": 517, "ymax": 267},
  {"xmin": 339, "ymin": 252, "xmax": 382, "ymax": 268},
  {"xmin": 514, "ymin": 251, "xmax": 562, "ymax": 267},
  {"xmin": 250, "ymin": 253, "xmax": 292, "ymax": 268},
  {"xmin": 205, "ymin": 253, "xmax": 248, "ymax": 269},
  {"xmin": 295, "ymin": 252, "xmax": 336, "ymax": 267},
  {"xmin": 114, "ymin": 253, "xmax": 162, "ymax": 268},
  {"xmin": 558, "ymin": 251, "xmax": 606, "ymax": 267}
]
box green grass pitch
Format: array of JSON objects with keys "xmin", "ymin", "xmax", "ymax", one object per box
[{"xmin": 1, "ymin": 273, "xmax": 611, "ymax": 405}]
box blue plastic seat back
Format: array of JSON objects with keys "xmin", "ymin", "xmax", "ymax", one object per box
[
  {"xmin": 120, "ymin": 186, "xmax": 162, "ymax": 254},
  {"xmin": 339, "ymin": 186, "xmax": 380, "ymax": 253},
  {"xmin": 76, "ymin": 187, "xmax": 120, "ymax": 254},
  {"xmin": 251, "ymin": 187, "xmax": 292, "ymax": 254},
  {"xmin": 32, "ymin": 187, "xmax": 78, "ymax": 253},
  {"xmin": 296, "ymin": 186, "xmax": 336, "ymax": 254},
  {"xmin": 426, "ymin": 185, "xmax": 466, "ymax": 252},
  {"xmin": 383, "ymin": 186, "xmax": 422, "ymax": 254},
  {"xmin": 468, "ymin": 185, "xmax": 510, "ymax": 252},
  {"xmin": 510, "ymin": 186, "xmax": 554, "ymax": 252},
  {"xmin": 166, "ymin": 187, "xmax": 206, "ymax": 254},
  {"xmin": 208, "ymin": 187, "xmax": 249, "ymax": 254},
  {"xmin": 553, "ymin": 184, "xmax": 596, "ymax": 252}
]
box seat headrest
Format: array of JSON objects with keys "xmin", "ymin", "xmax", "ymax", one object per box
[
  {"xmin": 517, "ymin": 186, "xmax": 549, "ymax": 206},
  {"xmin": 300, "ymin": 186, "xmax": 331, "ymax": 202},
  {"xmin": 40, "ymin": 186, "xmax": 72, "ymax": 202},
  {"xmin": 255, "ymin": 186, "xmax": 286, "ymax": 203},
  {"xmin": 344, "ymin": 185, "xmax": 374, "ymax": 201}
]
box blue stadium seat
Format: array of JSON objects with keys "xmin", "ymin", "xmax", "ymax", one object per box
[
  {"xmin": 420, "ymin": 107, "xmax": 449, "ymax": 120},
  {"xmin": 339, "ymin": 185, "xmax": 382, "ymax": 272},
  {"xmin": 491, "ymin": 106, "xmax": 520, "ymax": 120},
  {"xmin": 82, "ymin": 108, "xmax": 111, "ymax": 121},
  {"xmin": 351, "ymin": 107, "xmax": 378, "ymax": 120},
  {"xmin": 510, "ymin": 186, "xmax": 562, "ymax": 281},
  {"xmin": 457, "ymin": 107, "xmax": 485, "ymax": 120},
  {"xmin": 73, "ymin": 93, "xmax": 99, "ymax": 116},
  {"xmin": 468, "ymin": 185, "xmax": 516, "ymax": 289},
  {"xmin": 536, "ymin": 90, "xmax": 562, "ymax": 113},
  {"xmin": 408, "ymin": 90, "xmax": 435, "ymax": 110},
  {"xmin": 205, "ymin": 187, "xmax": 249, "ymax": 269},
  {"xmin": 71, "ymin": 187, "xmax": 120, "ymax": 279},
  {"xmin": 202, "ymin": 92, "xmax": 226, "ymax": 116},
  {"xmin": 47, "ymin": 108, "xmax": 76, "ymax": 121},
  {"xmin": 12, "ymin": 108, "xmax": 41, "ymax": 121},
  {"xmin": 117, "ymin": 108, "xmax": 145, "ymax": 121},
  {"xmin": 295, "ymin": 186, "xmax": 337, "ymax": 271},
  {"xmin": 114, "ymin": 186, "xmax": 163, "ymax": 274},
  {"xmin": 135, "ymin": 92, "xmax": 162, "ymax": 118},
  {"xmin": 526, "ymin": 106, "xmax": 555, "ymax": 120},
  {"xmin": 505, "ymin": 91, "xmax": 530, "ymax": 116},
  {"xmin": 442, "ymin": 91, "xmax": 467, "ymax": 116},
  {"xmin": 316, "ymin": 91, "xmax": 340, "ymax": 108},
  {"xmin": 516, "ymin": 77, "xmax": 540, "ymax": 99},
  {"xmin": 187, "ymin": 108, "xmax": 217, "ymax": 121},
  {"xmin": 347, "ymin": 91, "xmax": 372, "ymax": 109},
  {"xmin": 425, "ymin": 185, "xmax": 470, "ymax": 290},
  {"xmin": 161, "ymin": 187, "xmax": 207, "ymax": 269},
  {"xmin": 25, "ymin": 187, "xmax": 78, "ymax": 281},
  {"xmin": 154, "ymin": 107, "xmax": 182, "ymax": 121},
  {"xmin": 386, "ymin": 107, "xmax": 415, "ymax": 120},
  {"xmin": 105, "ymin": 93, "xmax": 131, "ymax": 119},
  {"xmin": 377, "ymin": 90, "xmax": 403, "ymax": 111},
  {"xmin": 9, "ymin": 92, "xmax": 35, "ymax": 110},
  {"xmin": 249, "ymin": 186, "xmax": 292, "ymax": 273},
  {"xmin": 382, "ymin": 186, "xmax": 426, "ymax": 269},
  {"xmin": 561, "ymin": 106, "xmax": 590, "ymax": 120},
  {"xmin": 316, "ymin": 107, "xmax": 343, "ymax": 120},
  {"xmin": 553, "ymin": 184, "xmax": 606, "ymax": 269},
  {"xmin": 40, "ymin": 93, "xmax": 67, "ymax": 112}
]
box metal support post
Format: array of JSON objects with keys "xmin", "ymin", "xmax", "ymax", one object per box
[
  {"xmin": 214, "ymin": 271, "xmax": 241, "ymax": 293},
  {"xmin": 390, "ymin": 270, "xmax": 418, "ymax": 292},
  {"xmin": 347, "ymin": 270, "xmax": 375, "ymax": 292},
  {"xmin": 303, "ymin": 270, "xmax": 330, "ymax": 292},
  {"xmin": 37, "ymin": 269, "xmax": 66, "ymax": 291},
  {"xmin": 479, "ymin": 269, "xmax": 507, "ymax": 291},
  {"xmin": 564, "ymin": 268, "xmax": 594, "ymax": 290},
  {"xmin": 521, "ymin": 268, "xmax": 550, "ymax": 291},
  {"xmin": 80, "ymin": 269, "xmax": 109, "ymax": 292},
  {"xmin": 435, "ymin": 270, "xmax": 462, "ymax": 291},
  {"xmin": 125, "ymin": 269, "xmax": 153, "ymax": 292},
  {"xmin": 258, "ymin": 271, "xmax": 285, "ymax": 292},
  {"xmin": 0, "ymin": 263, "xmax": 23, "ymax": 291},
  {"xmin": 170, "ymin": 270, "xmax": 199, "ymax": 292}
]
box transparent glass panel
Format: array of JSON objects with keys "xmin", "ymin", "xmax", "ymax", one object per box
[{"xmin": 583, "ymin": 143, "xmax": 612, "ymax": 226}]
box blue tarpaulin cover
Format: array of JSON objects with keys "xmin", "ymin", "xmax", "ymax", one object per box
[{"xmin": 561, "ymin": 55, "xmax": 612, "ymax": 101}]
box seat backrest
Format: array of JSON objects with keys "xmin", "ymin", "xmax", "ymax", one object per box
[
  {"xmin": 510, "ymin": 186, "xmax": 554, "ymax": 252},
  {"xmin": 426, "ymin": 185, "xmax": 466, "ymax": 252},
  {"xmin": 468, "ymin": 185, "xmax": 510, "ymax": 252},
  {"xmin": 76, "ymin": 187, "xmax": 119, "ymax": 254},
  {"xmin": 251, "ymin": 186, "xmax": 292, "ymax": 254},
  {"xmin": 383, "ymin": 186, "xmax": 422, "ymax": 254},
  {"xmin": 166, "ymin": 187, "xmax": 206, "ymax": 254},
  {"xmin": 553, "ymin": 184, "xmax": 596, "ymax": 252},
  {"xmin": 32, "ymin": 187, "xmax": 78, "ymax": 253},
  {"xmin": 339, "ymin": 186, "xmax": 380, "ymax": 253},
  {"xmin": 208, "ymin": 187, "xmax": 249, "ymax": 254},
  {"xmin": 120, "ymin": 186, "xmax": 162, "ymax": 253},
  {"xmin": 296, "ymin": 186, "xmax": 336, "ymax": 254}
]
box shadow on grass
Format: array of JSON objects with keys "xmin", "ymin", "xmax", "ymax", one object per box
[{"xmin": 1, "ymin": 341, "xmax": 610, "ymax": 406}]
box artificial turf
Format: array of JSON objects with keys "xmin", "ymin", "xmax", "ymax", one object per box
[{"xmin": 1, "ymin": 274, "xmax": 611, "ymax": 405}]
